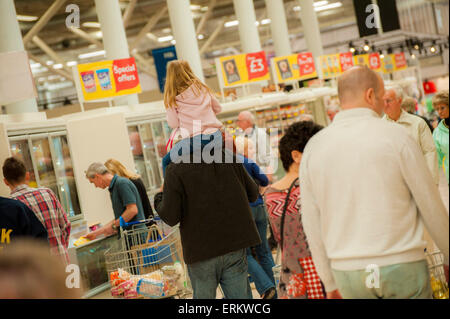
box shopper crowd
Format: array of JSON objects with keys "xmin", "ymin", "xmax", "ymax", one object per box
[{"xmin": 0, "ymin": 61, "xmax": 448, "ymax": 300}]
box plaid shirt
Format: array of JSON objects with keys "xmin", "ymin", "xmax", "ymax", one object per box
[{"xmin": 11, "ymin": 184, "xmax": 71, "ymax": 264}]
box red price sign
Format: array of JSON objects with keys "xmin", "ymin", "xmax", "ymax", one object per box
[
  {"xmin": 246, "ymin": 51, "xmax": 268, "ymax": 80},
  {"xmin": 297, "ymin": 52, "xmax": 316, "ymax": 76},
  {"xmin": 369, "ymin": 53, "xmax": 381, "ymax": 70},
  {"xmin": 112, "ymin": 57, "xmax": 140, "ymax": 92},
  {"xmin": 394, "ymin": 52, "xmax": 407, "ymax": 69},
  {"xmin": 339, "ymin": 52, "xmax": 354, "ymax": 72}
]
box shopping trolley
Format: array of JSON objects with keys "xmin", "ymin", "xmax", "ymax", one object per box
[
  {"xmin": 104, "ymin": 217, "xmax": 191, "ymax": 299},
  {"xmin": 425, "ymin": 249, "xmax": 449, "ymax": 299}
]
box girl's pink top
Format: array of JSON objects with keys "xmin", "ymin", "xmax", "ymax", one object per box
[{"xmin": 166, "ymin": 85, "xmax": 223, "ymax": 137}]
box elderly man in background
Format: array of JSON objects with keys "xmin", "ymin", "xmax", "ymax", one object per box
[
  {"xmin": 84, "ymin": 162, "xmax": 146, "ymax": 240},
  {"xmin": 383, "ymin": 86, "xmax": 439, "ymax": 185},
  {"xmin": 300, "ymin": 65, "xmax": 449, "ymax": 299},
  {"xmin": 236, "ymin": 111, "xmax": 274, "ymax": 178},
  {"xmin": 401, "ymin": 96, "xmax": 434, "ymax": 132}
]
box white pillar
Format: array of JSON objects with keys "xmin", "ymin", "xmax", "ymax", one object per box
[
  {"xmin": 0, "ymin": 0, "xmax": 38, "ymax": 114},
  {"xmin": 265, "ymin": 0, "xmax": 292, "ymax": 56},
  {"xmin": 233, "ymin": 0, "xmax": 266, "ymax": 94},
  {"xmin": 167, "ymin": 0, "xmax": 205, "ymax": 82},
  {"xmin": 95, "ymin": 0, "xmax": 139, "ymax": 106},
  {"xmin": 233, "ymin": 0, "xmax": 262, "ymax": 53},
  {"xmin": 297, "ymin": 0, "xmax": 323, "ymax": 57}
]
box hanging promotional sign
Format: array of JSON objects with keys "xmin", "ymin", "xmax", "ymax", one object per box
[
  {"xmin": 393, "ymin": 52, "xmax": 407, "ymax": 71},
  {"xmin": 152, "ymin": 46, "xmax": 177, "ymax": 93},
  {"xmin": 318, "ymin": 54, "xmax": 340, "ymax": 79},
  {"xmin": 76, "ymin": 57, "xmax": 141, "ymax": 101},
  {"xmin": 381, "ymin": 52, "xmax": 407, "ymax": 73},
  {"xmin": 353, "ymin": 53, "xmax": 382, "ymax": 72},
  {"xmin": 339, "ymin": 52, "xmax": 354, "ymax": 73},
  {"xmin": 271, "ymin": 52, "xmax": 317, "ymax": 83},
  {"xmin": 216, "ymin": 51, "xmax": 270, "ymax": 88},
  {"xmin": 318, "ymin": 53, "xmax": 354, "ymax": 79}
]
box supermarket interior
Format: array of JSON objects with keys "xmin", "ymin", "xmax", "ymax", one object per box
[{"xmin": 0, "ymin": 0, "xmax": 449, "ymax": 301}]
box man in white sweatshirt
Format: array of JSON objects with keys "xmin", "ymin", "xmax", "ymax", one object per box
[{"xmin": 300, "ymin": 65, "xmax": 449, "ymax": 299}]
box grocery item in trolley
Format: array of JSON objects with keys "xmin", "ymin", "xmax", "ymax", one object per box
[
  {"xmin": 105, "ymin": 218, "xmax": 190, "ymax": 299},
  {"xmin": 425, "ymin": 249, "xmax": 449, "ymax": 299}
]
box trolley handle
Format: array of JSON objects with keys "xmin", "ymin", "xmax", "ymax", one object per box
[{"xmin": 119, "ymin": 216, "xmax": 154, "ymax": 228}]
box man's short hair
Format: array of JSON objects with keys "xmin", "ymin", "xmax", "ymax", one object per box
[
  {"xmin": 85, "ymin": 162, "xmax": 109, "ymax": 179},
  {"xmin": 432, "ymin": 90, "xmax": 449, "ymax": 108},
  {"xmin": 337, "ymin": 65, "xmax": 381, "ymax": 104},
  {"xmin": 2, "ymin": 157, "xmax": 26, "ymax": 184}
]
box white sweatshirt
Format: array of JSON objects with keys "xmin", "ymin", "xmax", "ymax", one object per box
[{"xmin": 299, "ymin": 108, "xmax": 449, "ymax": 292}]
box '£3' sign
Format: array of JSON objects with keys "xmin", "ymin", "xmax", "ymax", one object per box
[{"xmin": 246, "ymin": 51, "xmax": 268, "ymax": 80}]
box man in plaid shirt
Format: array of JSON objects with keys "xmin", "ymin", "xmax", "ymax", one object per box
[{"xmin": 2, "ymin": 157, "xmax": 71, "ymax": 264}]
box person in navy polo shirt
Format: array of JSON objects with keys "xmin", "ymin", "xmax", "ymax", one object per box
[{"xmin": 84, "ymin": 162, "xmax": 145, "ymax": 240}]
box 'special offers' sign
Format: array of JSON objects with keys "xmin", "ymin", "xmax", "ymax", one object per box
[{"xmin": 76, "ymin": 57, "xmax": 141, "ymax": 101}]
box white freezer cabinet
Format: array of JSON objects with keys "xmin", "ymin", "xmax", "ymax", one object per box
[
  {"xmin": 127, "ymin": 120, "xmax": 171, "ymax": 194},
  {"xmin": 9, "ymin": 132, "xmax": 82, "ymax": 220}
]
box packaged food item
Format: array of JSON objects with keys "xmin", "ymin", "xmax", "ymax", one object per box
[
  {"xmin": 136, "ymin": 278, "xmax": 165, "ymax": 298},
  {"xmin": 81, "ymin": 71, "xmax": 96, "ymax": 93},
  {"xmin": 118, "ymin": 268, "xmax": 131, "ymax": 281},
  {"xmin": 96, "ymin": 68, "xmax": 112, "ymax": 90},
  {"xmin": 124, "ymin": 289, "xmax": 139, "ymax": 299},
  {"xmin": 110, "ymin": 286, "xmax": 123, "ymax": 297},
  {"xmin": 143, "ymin": 270, "xmax": 163, "ymax": 281},
  {"xmin": 430, "ymin": 276, "xmax": 449, "ymax": 299},
  {"xmin": 111, "ymin": 278, "xmax": 125, "ymax": 287},
  {"xmin": 73, "ymin": 236, "xmax": 90, "ymax": 247},
  {"xmin": 118, "ymin": 280, "xmax": 134, "ymax": 292}
]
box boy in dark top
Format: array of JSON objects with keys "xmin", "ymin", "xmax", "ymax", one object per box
[{"xmin": 0, "ymin": 196, "xmax": 48, "ymax": 250}]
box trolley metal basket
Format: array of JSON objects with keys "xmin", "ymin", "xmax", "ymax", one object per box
[
  {"xmin": 425, "ymin": 249, "xmax": 449, "ymax": 299},
  {"xmin": 105, "ymin": 217, "xmax": 191, "ymax": 299}
]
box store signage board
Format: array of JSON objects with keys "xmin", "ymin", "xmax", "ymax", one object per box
[
  {"xmin": 381, "ymin": 52, "xmax": 407, "ymax": 73},
  {"xmin": 271, "ymin": 52, "xmax": 317, "ymax": 84},
  {"xmin": 75, "ymin": 57, "xmax": 141, "ymax": 102},
  {"xmin": 216, "ymin": 51, "xmax": 270, "ymax": 88},
  {"xmin": 353, "ymin": 53, "xmax": 382, "ymax": 72},
  {"xmin": 0, "ymin": 51, "xmax": 37, "ymax": 106},
  {"xmin": 152, "ymin": 46, "xmax": 177, "ymax": 93},
  {"xmin": 317, "ymin": 52, "xmax": 354, "ymax": 79}
]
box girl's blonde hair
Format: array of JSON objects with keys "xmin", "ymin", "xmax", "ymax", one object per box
[
  {"xmin": 104, "ymin": 158, "xmax": 139, "ymax": 180},
  {"xmin": 163, "ymin": 60, "xmax": 212, "ymax": 109}
]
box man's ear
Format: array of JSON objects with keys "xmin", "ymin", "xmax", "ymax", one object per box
[
  {"xmin": 25, "ymin": 171, "xmax": 30, "ymax": 183},
  {"xmin": 365, "ymin": 88, "xmax": 374, "ymax": 106},
  {"xmin": 3, "ymin": 178, "xmax": 10, "ymax": 187}
]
